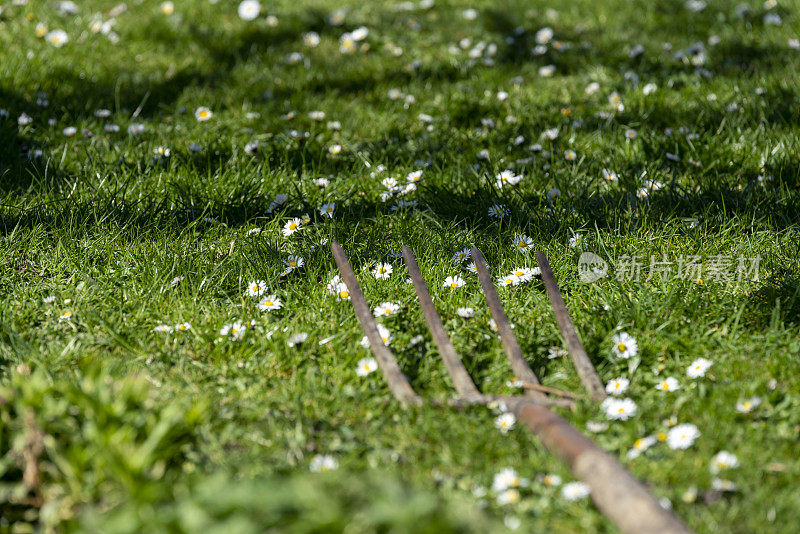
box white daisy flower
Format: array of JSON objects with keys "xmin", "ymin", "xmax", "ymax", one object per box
[
  {"xmin": 585, "ymin": 421, "xmax": 608, "ymax": 433},
  {"xmin": 735, "ymin": 395, "xmax": 761, "ymax": 414},
  {"xmin": 220, "ymin": 321, "xmax": 245, "ymax": 340},
  {"xmin": 309, "ymin": 454, "xmax": 338, "ymax": 472},
  {"xmin": 452, "ymin": 248, "xmax": 471, "ymax": 263},
  {"xmin": 626, "ymin": 435, "xmax": 658, "ymax": 459},
  {"xmin": 687, "ymin": 358, "xmax": 712, "ymax": 378},
  {"xmin": 514, "ymin": 235, "xmax": 534, "ymax": 252},
  {"xmin": 492, "ymin": 468, "xmax": 528, "ymax": 492},
  {"xmin": 495, "ymin": 169, "xmax": 522, "ymax": 188},
  {"xmin": 360, "ymin": 324, "xmax": 392, "ymax": 347},
  {"xmin": 284, "ymin": 255, "xmax": 304, "ymax": 269},
  {"xmin": 443, "ymin": 275, "xmax": 465, "ymax": 289},
  {"xmin": 656, "ymin": 377, "xmax": 680, "ymax": 392},
  {"xmin": 535, "ymin": 27, "xmax": 554, "ymax": 44},
  {"xmin": 457, "ymin": 307, "xmax": 475, "ymax": 318},
  {"xmin": 246, "ymin": 280, "xmax": 268, "ymax": 297},
  {"xmin": 667, "ymin": 423, "xmax": 700, "ymax": 449},
  {"xmin": 406, "ymin": 170, "xmax": 423, "ymax": 182},
  {"xmin": 195, "ymin": 106, "xmax": 213, "ymax": 121},
  {"xmin": 711, "ymin": 478, "xmax": 737, "ymax": 492},
  {"xmin": 569, "ymin": 234, "xmax": 584, "ymax": 248},
  {"xmin": 611, "ymin": 332, "xmax": 638, "ymax": 359},
  {"xmin": 497, "ymin": 274, "xmax": 519, "ymax": 287},
  {"xmin": 487, "ymin": 204, "xmax": 510, "ymax": 219},
  {"xmin": 372, "ymin": 263, "xmax": 393, "ymax": 280},
  {"xmin": 174, "ymin": 322, "xmax": 191, "ymax": 332},
  {"xmin": 710, "ymin": 451, "xmax": 739, "ymax": 473},
  {"xmin": 602, "ymin": 168, "xmax": 618, "ymax": 182},
  {"xmin": 282, "ymin": 218, "xmax": 303, "ymax": 237},
  {"xmin": 539, "ymin": 65, "xmax": 556, "ymax": 77},
  {"xmin": 546, "ymin": 188, "xmax": 561, "ymax": 203},
  {"xmin": 58, "ymin": 311, "xmax": 73, "ymax": 322},
  {"xmin": 43, "ymin": 295, "xmax": 57, "ymax": 304},
  {"xmin": 605, "ymin": 377, "xmax": 630, "ymax": 395},
  {"xmin": 258, "ymin": 295, "xmax": 282, "ymax": 311},
  {"xmin": 542, "ymin": 473, "xmax": 562, "ymax": 487},
  {"xmin": 238, "ymin": 0, "xmax": 261, "ymax": 21},
  {"xmin": 494, "ymin": 412, "xmax": 516, "ymax": 433},
  {"xmin": 356, "ymin": 357, "xmax": 378, "ymax": 376},
  {"xmin": 373, "ymin": 301, "xmax": 400, "ymax": 317},
  {"xmin": 303, "ymin": 31, "xmax": 320, "ymax": 47},
  {"xmin": 46, "ymin": 29, "xmax": 69, "ymax": 47},
  {"xmin": 319, "ymin": 202, "xmax": 335, "ymax": 218},
  {"xmin": 510, "ymin": 267, "xmax": 538, "ymax": 283},
  {"xmin": 564, "ymin": 150, "xmax": 577, "ymax": 161},
  {"xmin": 351, "ymin": 26, "xmax": 369, "ymax": 41},
  {"xmin": 496, "ymin": 489, "xmax": 520, "ymax": 506},
  {"xmin": 153, "ymin": 324, "xmax": 173, "ymax": 333},
  {"xmin": 561, "ymin": 481, "xmax": 590, "ymax": 501},
  {"xmin": 601, "ymin": 397, "xmax": 637, "ymax": 420}
]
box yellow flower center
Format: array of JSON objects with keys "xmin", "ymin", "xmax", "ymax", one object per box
[
  {"xmin": 656, "ymin": 432, "xmax": 667, "ymax": 441},
  {"xmin": 451, "ymin": 282, "xmax": 457, "ymax": 288},
  {"xmin": 289, "ymin": 261, "xmax": 297, "ymax": 267},
  {"xmin": 289, "ymin": 223, "xmax": 297, "ymax": 230},
  {"xmin": 339, "ymin": 290, "xmax": 349, "ymax": 298},
  {"xmin": 385, "ymin": 308, "xmax": 392, "ymax": 314},
  {"xmin": 618, "ymin": 342, "xmax": 627, "ymax": 353}
]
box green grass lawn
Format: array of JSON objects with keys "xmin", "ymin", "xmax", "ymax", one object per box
[{"xmin": 1, "ymin": 0, "xmax": 800, "ymax": 531}]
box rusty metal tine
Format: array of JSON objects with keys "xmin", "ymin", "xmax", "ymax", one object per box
[
  {"xmin": 471, "ymin": 247, "xmax": 546, "ymax": 400},
  {"xmin": 443, "ymin": 394, "xmax": 574, "ymax": 410},
  {"xmin": 534, "ymin": 251, "xmax": 607, "ymax": 402},
  {"xmin": 330, "ymin": 241, "xmax": 422, "ymax": 406},
  {"xmin": 513, "ymin": 399, "xmax": 692, "ymax": 534},
  {"xmin": 402, "ymin": 246, "xmax": 482, "ymax": 399}
]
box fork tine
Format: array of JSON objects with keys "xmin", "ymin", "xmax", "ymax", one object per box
[
  {"xmin": 402, "ymin": 246, "xmax": 482, "ymax": 399},
  {"xmin": 513, "ymin": 399, "xmax": 692, "ymax": 534},
  {"xmin": 535, "ymin": 252, "xmax": 606, "ymax": 401},
  {"xmin": 331, "ymin": 241, "xmax": 422, "ymax": 406},
  {"xmin": 471, "ymin": 247, "xmax": 546, "ymax": 400}
]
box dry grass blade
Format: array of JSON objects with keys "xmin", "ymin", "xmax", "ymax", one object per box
[
  {"xmin": 520, "ymin": 382, "xmax": 580, "ymax": 400},
  {"xmin": 534, "ymin": 252, "xmax": 606, "ymax": 401},
  {"xmin": 471, "ymin": 247, "xmax": 546, "ymax": 400},
  {"xmin": 402, "ymin": 246, "xmax": 481, "ymax": 398},
  {"xmin": 330, "ymin": 241, "xmax": 422, "ymax": 406}
]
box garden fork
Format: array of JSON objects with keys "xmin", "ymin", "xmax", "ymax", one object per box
[{"xmin": 330, "ymin": 241, "xmax": 693, "ymax": 534}]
